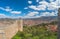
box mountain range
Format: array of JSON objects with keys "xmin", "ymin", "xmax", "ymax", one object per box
[{"xmin": 0, "ymin": 16, "xmax": 57, "ymax": 26}]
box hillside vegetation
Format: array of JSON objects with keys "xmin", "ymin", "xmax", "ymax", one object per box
[{"xmin": 12, "ymin": 21, "xmax": 57, "ymax": 39}]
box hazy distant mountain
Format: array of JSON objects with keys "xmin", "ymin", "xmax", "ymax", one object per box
[
  {"xmin": 0, "ymin": 16, "xmax": 57, "ymax": 20},
  {"xmin": 23, "ymin": 16, "xmax": 57, "ymax": 21},
  {"xmin": 0, "ymin": 16, "xmax": 57, "ymax": 26},
  {"xmin": 23, "ymin": 16, "xmax": 57, "ymax": 26}
]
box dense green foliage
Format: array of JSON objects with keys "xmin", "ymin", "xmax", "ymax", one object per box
[{"xmin": 12, "ymin": 23, "xmax": 57, "ymax": 39}]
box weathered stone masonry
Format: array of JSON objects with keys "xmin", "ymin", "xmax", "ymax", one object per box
[{"xmin": 0, "ymin": 20, "xmax": 23, "ymax": 39}]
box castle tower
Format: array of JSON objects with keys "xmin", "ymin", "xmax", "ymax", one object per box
[{"xmin": 17, "ymin": 19, "xmax": 23, "ymax": 31}]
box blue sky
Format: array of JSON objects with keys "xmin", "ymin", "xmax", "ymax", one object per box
[{"xmin": 0, "ymin": 0, "xmax": 59, "ymax": 18}]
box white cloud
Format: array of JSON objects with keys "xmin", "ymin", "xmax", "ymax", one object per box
[
  {"xmin": 28, "ymin": 1, "xmax": 32, "ymax": 4},
  {"xmin": 0, "ymin": 14, "xmax": 9, "ymax": 18},
  {"xmin": 24, "ymin": 0, "xmax": 59, "ymax": 18},
  {"xmin": 58, "ymin": 0, "xmax": 60, "ymax": 5},
  {"xmin": 26, "ymin": 11, "xmax": 39, "ymax": 17},
  {"xmin": 28, "ymin": 0, "xmax": 49, "ymax": 11},
  {"xmin": 7, "ymin": 16, "xmax": 23, "ymax": 18},
  {"xmin": 47, "ymin": 5, "xmax": 57, "ymax": 10},
  {"xmin": 24, "ymin": 7, "xmax": 28, "ymax": 9},
  {"xmin": 0, "ymin": 14, "xmax": 6, "ymax": 16},
  {"xmin": 11, "ymin": 11, "xmax": 21, "ymax": 14},
  {"xmin": 17, "ymin": 11, "xmax": 57, "ymax": 18},
  {"xmin": 23, "ymin": 16, "xmax": 40, "ymax": 18},
  {"xmin": 56, "ymin": 0, "xmax": 60, "ymax": 8},
  {"xmin": 47, "ymin": 0, "xmax": 60, "ymax": 10},
  {"xmin": 0, "ymin": 6, "xmax": 22, "ymax": 15},
  {"xmin": 39, "ymin": 0, "xmax": 48, "ymax": 6},
  {"xmin": 24, "ymin": 0, "xmax": 58, "ymax": 18},
  {"xmin": 0, "ymin": 6, "xmax": 12, "ymax": 12},
  {"xmin": 29, "ymin": 5, "xmax": 46, "ymax": 10},
  {"xmin": 38, "ymin": 0, "xmax": 59, "ymax": 10},
  {"xmin": 49, "ymin": 0, "xmax": 54, "ymax": 2},
  {"xmin": 58, "ymin": 6, "xmax": 60, "ymax": 8},
  {"xmin": 27, "ymin": 0, "xmax": 59, "ymax": 11},
  {"xmin": 37, "ymin": 5, "xmax": 46, "ymax": 10},
  {"xmin": 47, "ymin": 2, "xmax": 58, "ymax": 10},
  {"xmin": 0, "ymin": 0, "xmax": 59, "ymax": 18},
  {"xmin": 36, "ymin": 0, "xmax": 39, "ymax": 2},
  {"xmin": 29, "ymin": 5, "xmax": 37, "ymax": 10},
  {"xmin": 5, "ymin": 7, "xmax": 12, "ymax": 12},
  {"xmin": 40, "ymin": 12, "xmax": 57, "ymax": 16}
]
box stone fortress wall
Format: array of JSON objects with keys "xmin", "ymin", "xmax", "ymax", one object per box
[{"xmin": 0, "ymin": 20, "xmax": 23, "ymax": 39}]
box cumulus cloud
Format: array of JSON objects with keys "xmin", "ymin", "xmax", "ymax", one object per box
[
  {"xmin": 58, "ymin": 0, "xmax": 60, "ymax": 5},
  {"xmin": 0, "ymin": 6, "xmax": 22, "ymax": 15},
  {"xmin": 36, "ymin": 0, "xmax": 39, "ymax": 2},
  {"xmin": 37, "ymin": 5, "xmax": 46, "ymax": 10},
  {"xmin": 27, "ymin": 0, "xmax": 59, "ymax": 11},
  {"xmin": 0, "ymin": 14, "xmax": 9, "ymax": 18},
  {"xmin": 24, "ymin": 7, "xmax": 28, "ymax": 9},
  {"xmin": 47, "ymin": 0, "xmax": 60, "ymax": 10},
  {"xmin": 47, "ymin": 5, "xmax": 57, "ymax": 10},
  {"xmin": 29, "ymin": 5, "xmax": 46, "ymax": 10},
  {"xmin": 23, "ymin": 0, "xmax": 59, "ymax": 18},
  {"xmin": 26, "ymin": 11, "xmax": 39, "ymax": 17},
  {"xmin": 28, "ymin": 1, "xmax": 32, "ymax": 4},
  {"xmin": 0, "ymin": 0, "xmax": 59, "ymax": 18},
  {"xmin": 0, "ymin": 14, "xmax": 6, "ymax": 16},
  {"xmin": 0, "ymin": 6, "xmax": 12, "ymax": 12},
  {"xmin": 40, "ymin": 12, "xmax": 57, "ymax": 16},
  {"xmin": 39, "ymin": 0, "xmax": 48, "ymax": 6},
  {"xmin": 49, "ymin": 0, "xmax": 55, "ymax": 2},
  {"xmin": 47, "ymin": 2, "xmax": 58, "ymax": 10},
  {"xmin": 11, "ymin": 11, "xmax": 21, "ymax": 14},
  {"xmin": 23, "ymin": 11, "xmax": 57, "ymax": 18},
  {"xmin": 28, "ymin": 0, "xmax": 48, "ymax": 11},
  {"xmin": 23, "ymin": 16, "xmax": 40, "ymax": 18},
  {"xmin": 29, "ymin": 5, "xmax": 37, "ymax": 10}
]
